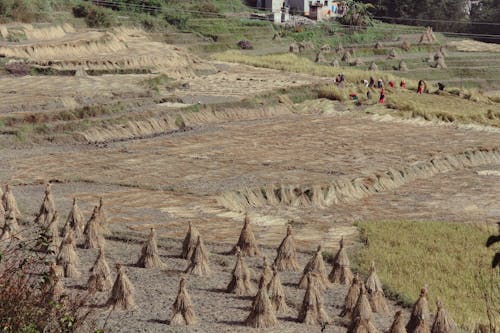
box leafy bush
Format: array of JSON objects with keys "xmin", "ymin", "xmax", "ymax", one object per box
[
  {"xmin": 0, "ymin": 0, "xmax": 46, "ymax": 22},
  {"xmin": 83, "ymin": 5, "xmax": 116, "ymax": 28},
  {"xmin": 164, "ymin": 11, "xmax": 189, "ymax": 30}
]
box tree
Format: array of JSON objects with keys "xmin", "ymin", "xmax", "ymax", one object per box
[
  {"xmin": 469, "ymin": 0, "xmax": 500, "ymax": 43},
  {"xmin": 340, "ymin": 0, "xmax": 375, "ymax": 28}
]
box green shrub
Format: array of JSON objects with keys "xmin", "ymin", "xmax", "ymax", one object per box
[{"xmin": 79, "ymin": 5, "xmax": 116, "ymax": 28}]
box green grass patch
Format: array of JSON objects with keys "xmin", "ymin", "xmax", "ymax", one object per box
[{"xmin": 354, "ymin": 221, "xmax": 499, "ymax": 330}]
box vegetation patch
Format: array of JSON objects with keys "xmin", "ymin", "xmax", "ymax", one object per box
[{"xmin": 353, "ymin": 220, "xmax": 499, "ymax": 330}]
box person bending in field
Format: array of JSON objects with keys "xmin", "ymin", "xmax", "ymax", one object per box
[
  {"xmin": 379, "ymin": 88, "xmax": 385, "ymax": 104},
  {"xmin": 417, "ymin": 80, "xmax": 425, "ymax": 94},
  {"xmin": 368, "ymin": 77, "xmax": 375, "ymax": 88},
  {"xmin": 400, "ymin": 80, "xmax": 406, "ymax": 88},
  {"xmin": 389, "ymin": 81, "xmax": 395, "ymax": 88}
]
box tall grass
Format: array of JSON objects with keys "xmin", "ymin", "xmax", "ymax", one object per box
[{"xmin": 353, "ymin": 221, "xmax": 499, "ymax": 330}]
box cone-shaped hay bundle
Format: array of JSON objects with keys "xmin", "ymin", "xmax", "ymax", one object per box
[
  {"xmin": 315, "ymin": 51, "xmax": 326, "ymax": 63},
  {"xmin": 320, "ymin": 44, "xmax": 331, "ymax": 52},
  {"xmin": 181, "ymin": 221, "xmax": 199, "ymax": 259},
  {"xmin": 401, "ymin": 40, "xmax": 411, "ymax": 51},
  {"xmin": 298, "ymin": 272, "xmax": 330, "ymax": 325},
  {"xmin": 289, "ymin": 43, "xmax": 299, "ymax": 53},
  {"xmin": 342, "ymin": 51, "xmax": 352, "ymax": 63},
  {"xmin": 267, "ymin": 268, "xmax": 289, "ymax": 314},
  {"xmin": 232, "ymin": 213, "xmax": 260, "ymax": 256},
  {"xmin": 87, "ymin": 247, "xmax": 113, "ymax": 292},
  {"xmin": 406, "ymin": 287, "xmax": 430, "ymax": 333},
  {"xmin": 185, "ymin": 235, "xmax": 211, "ymax": 276},
  {"xmin": 329, "ymin": 237, "xmax": 354, "ymax": 285},
  {"xmin": 171, "ymin": 277, "xmax": 198, "ymax": 326},
  {"xmin": 108, "ymin": 263, "xmax": 136, "ymax": 311},
  {"xmin": 64, "ymin": 198, "xmax": 84, "ymax": 239},
  {"xmin": 431, "ymin": 299, "xmax": 455, "ymax": 333},
  {"xmin": 84, "ymin": 206, "xmax": 105, "ymax": 250},
  {"xmin": 39, "ymin": 211, "xmax": 61, "ymax": 253},
  {"xmin": 390, "ymin": 311, "xmax": 408, "ymax": 333},
  {"xmin": 388, "ymin": 48, "xmax": 397, "ymax": 59},
  {"xmin": 274, "ymin": 225, "xmax": 300, "ymax": 271},
  {"xmin": 2, "ymin": 185, "xmax": 20, "ymax": 218},
  {"xmin": 299, "ymin": 245, "xmax": 330, "ymax": 289},
  {"xmin": 352, "ymin": 58, "xmax": 364, "ymax": 66},
  {"xmin": 434, "ymin": 58, "xmax": 447, "ymax": 69},
  {"xmin": 369, "ymin": 62, "xmax": 378, "ymax": 71},
  {"xmin": 57, "ymin": 229, "xmax": 80, "ymax": 278},
  {"xmin": 137, "ymin": 228, "xmax": 164, "ymax": 268},
  {"xmin": 227, "ymin": 246, "xmax": 256, "ymax": 296},
  {"xmin": 341, "ymin": 273, "xmax": 362, "ymax": 318},
  {"xmin": 419, "ymin": 27, "xmax": 436, "ymax": 44},
  {"xmin": 365, "ymin": 261, "xmax": 389, "ymax": 313},
  {"xmin": 374, "ymin": 41, "xmax": 383, "ymax": 49},
  {"xmin": 434, "ymin": 51, "xmax": 444, "ymax": 61},
  {"xmin": 0, "ymin": 222, "xmax": 12, "ymax": 242},
  {"xmin": 348, "ymin": 317, "xmax": 380, "ymax": 333},
  {"xmin": 48, "ymin": 273, "xmax": 65, "ymax": 302},
  {"xmin": 399, "ymin": 60, "xmax": 409, "ymax": 72},
  {"xmin": 331, "ymin": 58, "xmax": 340, "ymax": 67},
  {"xmin": 245, "ymin": 278, "xmax": 278, "ymax": 328},
  {"xmin": 35, "ymin": 183, "xmax": 56, "ymax": 225},
  {"xmin": 97, "ymin": 197, "xmax": 110, "ymax": 235},
  {"xmin": 336, "ymin": 43, "xmax": 344, "ymax": 54},
  {"xmin": 439, "ymin": 46, "xmax": 448, "ymax": 57},
  {"xmin": 5, "ymin": 210, "xmax": 20, "ymax": 235},
  {"xmin": 261, "ymin": 257, "xmax": 273, "ymax": 286},
  {"xmin": 353, "ymin": 284, "xmax": 373, "ymax": 321},
  {"xmin": 50, "ymin": 262, "xmax": 64, "ymax": 278}
]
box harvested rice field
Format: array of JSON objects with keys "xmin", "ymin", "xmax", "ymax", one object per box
[{"xmin": 0, "ymin": 20, "xmax": 498, "ymax": 333}]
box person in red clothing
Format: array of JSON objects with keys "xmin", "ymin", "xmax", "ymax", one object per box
[
  {"xmin": 379, "ymin": 88, "xmax": 385, "ymax": 104},
  {"xmin": 417, "ymin": 80, "xmax": 424, "ymax": 94},
  {"xmin": 389, "ymin": 81, "xmax": 395, "ymax": 88},
  {"xmin": 400, "ymin": 80, "xmax": 406, "ymax": 88}
]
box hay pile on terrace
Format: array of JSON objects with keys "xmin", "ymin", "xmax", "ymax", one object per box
[
  {"xmin": 320, "ymin": 44, "xmax": 331, "ymax": 52},
  {"xmin": 302, "ymin": 41, "xmax": 314, "ymax": 50},
  {"xmin": 108, "ymin": 263, "xmax": 136, "ymax": 311},
  {"xmin": 298, "ymin": 272, "xmax": 330, "ymax": 325},
  {"xmin": 63, "ymin": 198, "xmax": 84, "ymax": 239},
  {"xmin": 171, "ymin": 277, "xmax": 198, "ymax": 326},
  {"xmin": 50, "ymin": 262, "xmax": 64, "ymax": 278},
  {"xmin": 182, "ymin": 221, "xmax": 200, "ymax": 259},
  {"xmin": 48, "ymin": 271, "xmax": 65, "ymax": 302},
  {"xmin": 369, "ymin": 62, "xmax": 378, "ymax": 71},
  {"xmin": 434, "ymin": 58, "xmax": 447, "ymax": 69},
  {"xmin": 185, "ymin": 235, "xmax": 211, "ymax": 276},
  {"xmin": 289, "ymin": 43, "xmax": 300, "ymax": 53},
  {"xmin": 245, "ymin": 278, "xmax": 278, "ymax": 328},
  {"xmin": 35, "ymin": 184, "xmax": 56, "ymax": 225},
  {"xmin": 57, "ymin": 229, "xmax": 80, "ymax": 278},
  {"xmin": 267, "ymin": 267, "xmax": 289, "ymax": 314},
  {"xmin": 419, "ymin": 27, "xmax": 437, "ymax": 44},
  {"xmin": 232, "ymin": 213, "xmax": 260, "ymax": 257},
  {"xmin": 342, "ymin": 51, "xmax": 352, "ymax": 63},
  {"xmin": 261, "ymin": 257, "xmax": 273, "ymax": 286},
  {"xmin": 431, "ymin": 299, "xmax": 455, "ymax": 333},
  {"xmin": 434, "ymin": 51, "xmax": 445, "ymax": 61},
  {"xmin": 329, "ymin": 237, "xmax": 354, "ymax": 285},
  {"xmin": 401, "ymin": 40, "xmax": 411, "ymax": 51},
  {"xmin": 137, "ymin": 228, "xmax": 164, "ymax": 268},
  {"xmin": 349, "ymin": 317, "xmax": 380, "ymax": 333},
  {"xmin": 227, "ymin": 246, "xmax": 256, "ymax": 296},
  {"xmin": 352, "ymin": 58, "xmax": 364, "ymax": 66},
  {"xmin": 274, "ymin": 225, "xmax": 300, "ymax": 271},
  {"xmin": 340, "ymin": 273, "xmax": 361, "ymax": 318},
  {"xmin": 374, "ymin": 41, "xmax": 383, "ymax": 49},
  {"xmin": 399, "ymin": 60, "xmax": 409, "ymax": 72},
  {"xmin": 336, "ymin": 43, "xmax": 344, "ymax": 53},
  {"xmin": 406, "ymin": 287, "xmax": 430, "ymax": 333},
  {"xmin": 40, "ymin": 211, "xmax": 61, "ymax": 253},
  {"xmin": 388, "ymin": 48, "xmax": 398, "ymax": 59},
  {"xmin": 2, "ymin": 185, "xmax": 20, "ymax": 218},
  {"xmin": 331, "ymin": 58, "xmax": 340, "ymax": 67},
  {"xmin": 439, "ymin": 46, "xmax": 448, "ymax": 57},
  {"xmin": 0, "ymin": 26, "xmax": 8, "ymax": 39},
  {"xmin": 315, "ymin": 51, "xmax": 326, "ymax": 63},
  {"xmin": 299, "ymin": 245, "xmax": 330, "ymax": 289},
  {"xmin": 365, "ymin": 261, "xmax": 389, "ymax": 313},
  {"xmin": 97, "ymin": 198, "xmax": 110, "ymax": 235},
  {"xmin": 87, "ymin": 247, "xmax": 113, "ymax": 292},
  {"xmin": 353, "ymin": 285, "xmax": 373, "ymax": 321},
  {"xmin": 83, "ymin": 206, "xmax": 105, "ymax": 250},
  {"xmin": 389, "ymin": 311, "xmax": 407, "ymax": 333},
  {"xmin": 4, "ymin": 209, "xmax": 20, "ymax": 235}
]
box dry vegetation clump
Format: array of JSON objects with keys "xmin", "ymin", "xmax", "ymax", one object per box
[
  {"xmin": 3, "ymin": 184, "xmax": 21, "ymax": 218},
  {"xmin": 419, "ymin": 27, "xmax": 437, "ymax": 44},
  {"xmin": 389, "ymin": 311, "xmax": 408, "ymax": 333},
  {"xmin": 136, "ymin": 228, "xmax": 164, "ymax": 268},
  {"xmin": 299, "ymin": 245, "xmax": 330, "ymax": 289},
  {"xmin": 232, "ymin": 213, "xmax": 260, "ymax": 257},
  {"xmin": 245, "ymin": 277, "xmax": 278, "ymax": 328},
  {"xmin": 261, "ymin": 256, "xmax": 273, "ymax": 286},
  {"xmin": 336, "ymin": 43, "xmax": 344, "ymax": 53},
  {"xmin": 35, "ymin": 183, "xmax": 56, "ymax": 225},
  {"xmin": 108, "ymin": 263, "xmax": 136, "ymax": 311},
  {"xmin": 431, "ymin": 299, "xmax": 455, "ymax": 333},
  {"xmin": 0, "ymin": 220, "xmax": 13, "ymax": 242},
  {"xmin": 365, "ymin": 261, "xmax": 389, "ymax": 313},
  {"xmin": 320, "ymin": 44, "xmax": 331, "ymax": 52},
  {"xmin": 388, "ymin": 48, "xmax": 398, "ymax": 59},
  {"xmin": 226, "ymin": 246, "xmax": 256, "ymax": 295},
  {"xmin": 171, "ymin": 277, "xmax": 198, "ymax": 326},
  {"xmin": 274, "ymin": 225, "xmax": 300, "ymax": 272},
  {"xmin": 329, "ymin": 237, "xmax": 354, "ymax": 285},
  {"xmin": 83, "ymin": 206, "xmax": 105, "ymax": 250},
  {"xmin": 181, "ymin": 221, "xmax": 199, "ymax": 259},
  {"xmin": 369, "ymin": 62, "xmax": 378, "ymax": 71},
  {"xmin": 439, "ymin": 46, "xmax": 448, "ymax": 57},
  {"xmin": 353, "ymin": 285, "xmax": 373, "ymax": 321},
  {"xmin": 318, "ymin": 85, "xmax": 347, "ymax": 102},
  {"xmin": 63, "ymin": 198, "xmax": 85, "ymax": 239},
  {"xmin": 87, "ymin": 247, "xmax": 113, "ymax": 293},
  {"xmin": 297, "ymin": 272, "xmax": 330, "ymax": 325},
  {"xmin": 4, "ymin": 209, "xmax": 20, "ymax": 236},
  {"xmin": 315, "ymin": 51, "xmax": 326, "ymax": 63},
  {"xmin": 352, "ymin": 58, "xmax": 365, "ymax": 66},
  {"xmin": 434, "ymin": 58, "xmax": 447, "ymax": 69},
  {"xmin": 289, "ymin": 43, "xmax": 300, "ymax": 53},
  {"xmin": 56, "ymin": 229, "xmax": 81, "ymax": 278},
  {"xmin": 267, "ymin": 267, "xmax": 290, "ymax": 314},
  {"xmin": 348, "ymin": 316, "xmax": 380, "ymax": 333},
  {"xmin": 185, "ymin": 235, "xmax": 211, "ymax": 276},
  {"xmin": 406, "ymin": 287, "xmax": 430, "ymax": 333},
  {"xmin": 342, "ymin": 51, "xmax": 352, "ymax": 63},
  {"xmin": 374, "ymin": 41, "xmax": 383, "ymax": 49},
  {"xmin": 399, "ymin": 60, "xmax": 409, "ymax": 72},
  {"xmin": 97, "ymin": 197, "xmax": 110, "ymax": 235},
  {"xmin": 39, "ymin": 211, "xmax": 61, "ymax": 253},
  {"xmin": 401, "ymin": 40, "xmax": 411, "ymax": 51},
  {"xmin": 331, "ymin": 58, "xmax": 340, "ymax": 67},
  {"xmin": 341, "ymin": 273, "xmax": 362, "ymax": 318}
]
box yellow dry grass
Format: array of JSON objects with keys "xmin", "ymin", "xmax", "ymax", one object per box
[{"xmin": 448, "ymin": 39, "xmax": 500, "ymax": 53}]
